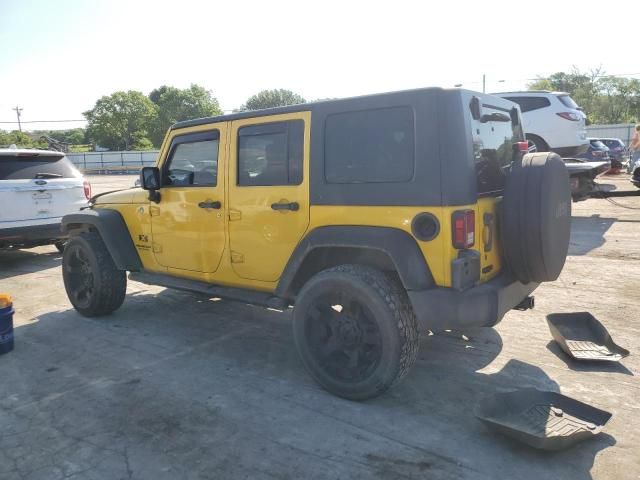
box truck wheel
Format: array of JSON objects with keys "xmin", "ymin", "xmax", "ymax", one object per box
[
  {"xmin": 292, "ymin": 265, "xmax": 418, "ymax": 401},
  {"xmin": 62, "ymin": 232, "xmax": 126, "ymax": 317}
]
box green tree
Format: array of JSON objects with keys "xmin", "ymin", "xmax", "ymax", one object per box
[
  {"xmin": 84, "ymin": 91, "xmax": 156, "ymax": 150},
  {"xmin": 241, "ymin": 89, "xmax": 306, "ymax": 111},
  {"xmin": 148, "ymin": 84, "xmax": 222, "ymax": 147},
  {"xmin": 0, "ymin": 130, "xmax": 47, "ymax": 149}
]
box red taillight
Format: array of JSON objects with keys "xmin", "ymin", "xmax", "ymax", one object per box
[
  {"xmin": 516, "ymin": 141, "xmax": 529, "ymax": 153},
  {"xmin": 83, "ymin": 179, "xmax": 92, "ymax": 200},
  {"xmin": 452, "ymin": 210, "xmax": 475, "ymax": 249},
  {"xmin": 556, "ymin": 112, "xmax": 580, "ymax": 121}
]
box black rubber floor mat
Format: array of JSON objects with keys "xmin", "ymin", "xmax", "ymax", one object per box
[
  {"xmin": 476, "ymin": 389, "xmax": 612, "ymax": 451},
  {"xmin": 547, "ymin": 312, "xmax": 630, "ymax": 362}
]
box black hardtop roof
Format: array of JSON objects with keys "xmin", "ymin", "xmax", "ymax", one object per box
[{"xmin": 171, "ymin": 86, "xmax": 478, "ymax": 130}]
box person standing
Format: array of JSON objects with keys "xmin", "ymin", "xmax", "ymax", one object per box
[{"xmin": 629, "ymin": 124, "xmax": 640, "ymax": 172}]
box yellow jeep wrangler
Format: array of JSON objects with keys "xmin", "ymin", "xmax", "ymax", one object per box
[{"xmin": 61, "ymin": 88, "xmax": 571, "ymax": 400}]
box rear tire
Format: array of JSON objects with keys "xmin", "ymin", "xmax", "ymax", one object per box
[
  {"xmin": 292, "ymin": 265, "xmax": 419, "ymax": 401},
  {"xmin": 62, "ymin": 232, "xmax": 126, "ymax": 317},
  {"xmin": 526, "ymin": 134, "xmax": 549, "ymax": 153}
]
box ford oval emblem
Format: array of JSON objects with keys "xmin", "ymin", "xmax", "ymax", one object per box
[{"xmin": 34, "ymin": 180, "xmax": 47, "ymax": 185}]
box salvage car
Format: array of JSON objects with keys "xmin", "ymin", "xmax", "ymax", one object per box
[{"xmin": 59, "ymin": 88, "xmax": 571, "ymax": 400}]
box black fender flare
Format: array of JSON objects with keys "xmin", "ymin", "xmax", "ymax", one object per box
[
  {"xmin": 61, "ymin": 209, "xmax": 142, "ymax": 271},
  {"xmin": 276, "ymin": 226, "xmax": 434, "ymax": 299}
]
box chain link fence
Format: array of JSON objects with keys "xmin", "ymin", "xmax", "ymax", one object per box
[
  {"xmin": 586, "ymin": 124, "xmax": 636, "ymax": 145},
  {"xmin": 66, "ymin": 151, "xmax": 159, "ymax": 174}
]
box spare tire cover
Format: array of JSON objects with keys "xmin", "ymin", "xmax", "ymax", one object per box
[{"xmin": 501, "ymin": 152, "xmax": 571, "ymax": 284}]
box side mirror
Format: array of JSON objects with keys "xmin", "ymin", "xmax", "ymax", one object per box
[
  {"xmin": 470, "ymin": 96, "xmax": 482, "ymax": 121},
  {"xmin": 140, "ymin": 167, "xmax": 161, "ymax": 203},
  {"xmin": 141, "ymin": 167, "xmax": 160, "ymax": 190}
]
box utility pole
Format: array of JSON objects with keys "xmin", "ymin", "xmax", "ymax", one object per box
[
  {"xmin": 482, "ymin": 74, "xmax": 486, "ymax": 93},
  {"xmin": 12, "ymin": 106, "xmax": 23, "ymax": 132}
]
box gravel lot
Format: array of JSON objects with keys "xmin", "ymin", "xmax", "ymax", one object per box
[{"xmin": 0, "ymin": 174, "xmax": 638, "ymax": 480}]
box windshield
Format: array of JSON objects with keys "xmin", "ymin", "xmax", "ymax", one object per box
[
  {"xmin": 0, "ymin": 155, "xmax": 81, "ymax": 180},
  {"xmin": 557, "ymin": 94, "xmax": 579, "ymax": 109}
]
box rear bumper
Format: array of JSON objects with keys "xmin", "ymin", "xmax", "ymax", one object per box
[
  {"xmin": 0, "ymin": 222, "xmax": 65, "ymax": 247},
  {"xmin": 408, "ymin": 273, "xmax": 539, "ymax": 331}
]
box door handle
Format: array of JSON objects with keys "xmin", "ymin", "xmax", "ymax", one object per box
[
  {"xmin": 198, "ymin": 200, "xmax": 221, "ymax": 209},
  {"xmin": 271, "ymin": 201, "xmax": 299, "ymax": 211}
]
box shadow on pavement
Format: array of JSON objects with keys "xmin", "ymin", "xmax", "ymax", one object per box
[
  {"xmin": 569, "ymin": 215, "xmax": 617, "ymax": 256},
  {"xmin": 0, "ymin": 247, "xmax": 62, "ymax": 280},
  {"xmin": 2, "ymin": 290, "xmax": 615, "ymax": 480}
]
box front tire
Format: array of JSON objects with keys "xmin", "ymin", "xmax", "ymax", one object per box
[
  {"xmin": 292, "ymin": 265, "xmax": 419, "ymax": 400},
  {"xmin": 62, "ymin": 232, "xmax": 126, "ymax": 317}
]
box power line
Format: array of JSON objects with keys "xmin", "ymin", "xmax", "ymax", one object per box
[{"xmin": 0, "ymin": 119, "xmax": 86, "ymax": 124}]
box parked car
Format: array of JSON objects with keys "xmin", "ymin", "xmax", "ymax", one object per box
[
  {"xmin": 59, "ymin": 88, "xmax": 571, "ymax": 400},
  {"xmin": 576, "ymin": 139, "xmax": 611, "ymax": 166},
  {"xmin": 0, "ymin": 147, "xmax": 90, "ymax": 251},
  {"xmin": 597, "ymin": 138, "xmax": 627, "ymax": 171},
  {"xmin": 493, "ymin": 91, "xmax": 588, "ymax": 156}
]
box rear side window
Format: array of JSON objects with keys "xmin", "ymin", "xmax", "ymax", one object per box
[
  {"xmin": 471, "ymin": 103, "xmax": 524, "ymax": 195},
  {"xmin": 590, "ymin": 140, "xmax": 606, "ymax": 149},
  {"xmin": 324, "ymin": 106, "xmax": 414, "ymax": 183},
  {"xmin": 503, "ymin": 96, "xmax": 551, "ymax": 113},
  {"xmin": 557, "ymin": 95, "xmax": 579, "ymax": 109},
  {"xmin": 238, "ymin": 120, "xmax": 304, "ymax": 186},
  {"xmin": 0, "ymin": 155, "xmax": 80, "ymax": 180}
]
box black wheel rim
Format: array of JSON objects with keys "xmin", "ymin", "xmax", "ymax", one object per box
[
  {"xmin": 305, "ymin": 294, "xmax": 383, "ymax": 383},
  {"xmin": 65, "ymin": 246, "xmax": 94, "ymax": 308}
]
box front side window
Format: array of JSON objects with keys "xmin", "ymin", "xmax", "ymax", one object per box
[
  {"xmin": 324, "ymin": 106, "xmax": 415, "ymax": 184},
  {"xmin": 164, "ymin": 132, "xmax": 219, "ymax": 187},
  {"xmin": 238, "ymin": 120, "xmax": 304, "ymax": 186}
]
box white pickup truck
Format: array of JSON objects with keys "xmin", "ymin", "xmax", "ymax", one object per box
[{"xmin": 0, "ymin": 147, "xmax": 90, "ymax": 251}]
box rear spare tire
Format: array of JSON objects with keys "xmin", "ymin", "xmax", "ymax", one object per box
[{"xmin": 501, "ymin": 152, "xmax": 571, "ymax": 284}]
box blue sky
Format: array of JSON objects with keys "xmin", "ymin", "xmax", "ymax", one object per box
[{"xmin": 0, "ymin": 0, "xmax": 635, "ymax": 130}]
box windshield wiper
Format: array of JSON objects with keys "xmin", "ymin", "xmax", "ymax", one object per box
[
  {"xmin": 480, "ymin": 112, "xmax": 511, "ymax": 123},
  {"xmin": 34, "ymin": 172, "xmax": 63, "ymax": 179}
]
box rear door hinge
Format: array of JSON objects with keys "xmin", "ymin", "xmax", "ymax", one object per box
[
  {"xmin": 149, "ymin": 206, "xmax": 160, "ymax": 217},
  {"xmin": 152, "ymin": 242, "xmax": 162, "ymax": 253}
]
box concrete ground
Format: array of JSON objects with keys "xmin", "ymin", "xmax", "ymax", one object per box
[{"xmin": 0, "ymin": 174, "xmax": 639, "ymax": 480}]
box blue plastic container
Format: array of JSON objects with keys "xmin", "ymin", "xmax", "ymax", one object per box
[{"xmin": 0, "ymin": 302, "xmax": 14, "ymax": 355}]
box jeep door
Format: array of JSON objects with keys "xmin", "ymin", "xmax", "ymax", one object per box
[
  {"xmin": 150, "ymin": 125, "xmax": 227, "ymax": 273},
  {"xmin": 227, "ymin": 112, "xmax": 310, "ymax": 282}
]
